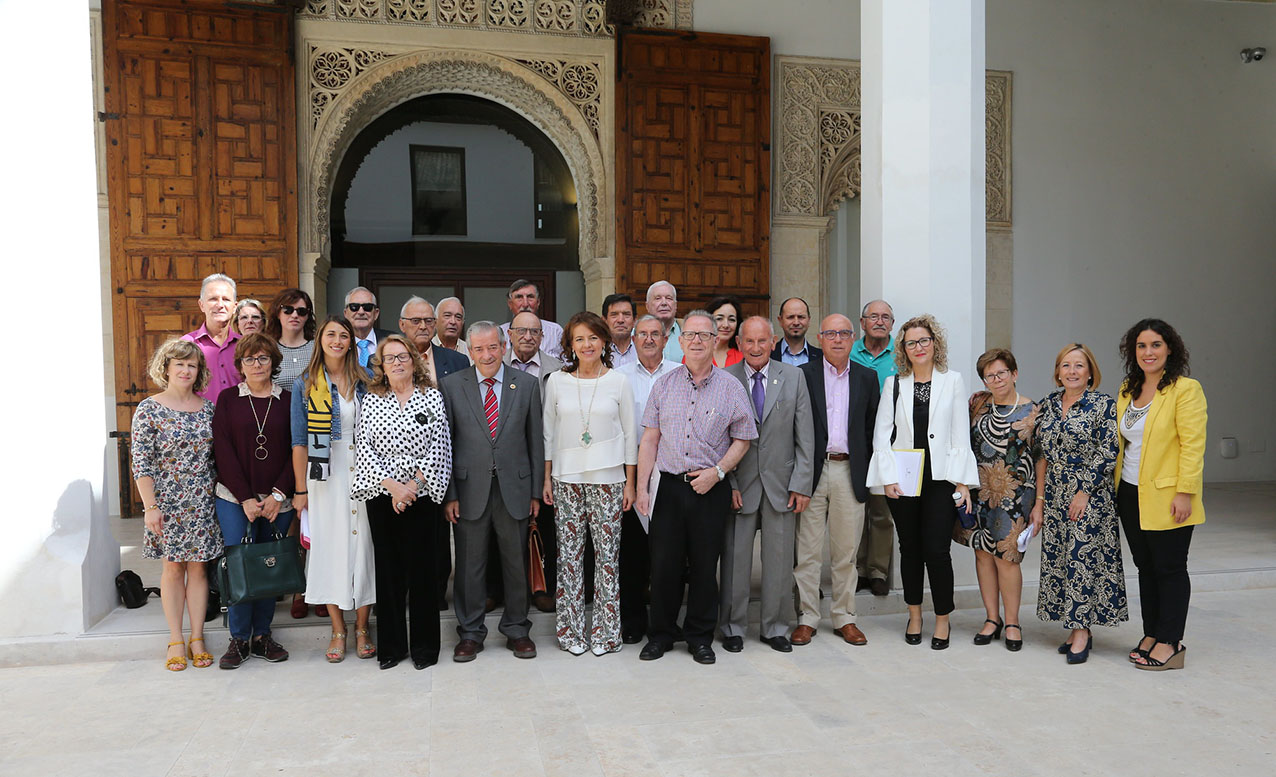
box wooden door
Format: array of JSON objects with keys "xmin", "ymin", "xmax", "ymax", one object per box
[
  {"xmin": 616, "ymin": 30, "xmax": 771, "ymax": 318},
  {"xmin": 103, "ymin": 0, "xmax": 297, "ymax": 516}
]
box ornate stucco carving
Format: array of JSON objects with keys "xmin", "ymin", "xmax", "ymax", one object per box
[
  {"xmin": 299, "ymin": 0, "xmax": 692, "ymax": 35},
  {"xmin": 306, "ymin": 50, "xmax": 607, "ymax": 283},
  {"xmin": 776, "ymin": 56, "xmax": 1012, "ymax": 227}
]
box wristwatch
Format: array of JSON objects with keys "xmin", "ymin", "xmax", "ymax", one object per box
[
  {"xmin": 412, "ymin": 475, "xmax": 427, "ymax": 492},
  {"xmin": 270, "ymin": 490, "xmax": 285, "ymax": 503},
  {"xmin": 714, "ymin": 465, "xmax": 726, "ymax": 482}
]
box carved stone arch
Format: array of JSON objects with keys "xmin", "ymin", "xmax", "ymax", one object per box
[
  {"xmin": 822, "ymin": 142, "xmax": 861, "ymax": 214},
  {"xmin": 306, "ymin": 48, "xmax": 609, "ymax": 289}
]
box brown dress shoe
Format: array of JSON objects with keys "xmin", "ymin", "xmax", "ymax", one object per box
[
  {"xmin": 453, "ymin": 639, "xmax": 484, "ymax": 662},
  {"xmin": 507, "ymin": 636, "xmax": 537, "ymax": 659},
  {"xmin": 870, "ymin": 578, "xmax": 890, "ymax": 597},
  {"xmin": 790, "ymin": 625, "xmax": 816, "ymax": 645},
  {"xmin": 532, "ymin": 593, "xmax": 556, "ymax": 613},
  {"xmin": 837, "ymin": 623, "xmax": 868, "ymax": 646}
]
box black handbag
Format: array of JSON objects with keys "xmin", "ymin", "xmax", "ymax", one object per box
[
  {"xmin": 115, "ymin": 570, "xmax": 159, "ymax": 609},
  {"xmin": 216, "ymin": 528, "xmax": 306, "ymax": 607}
]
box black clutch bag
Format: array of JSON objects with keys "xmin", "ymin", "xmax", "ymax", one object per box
[{"xmin": 216, "ymin": 528, "xmax": 306, "ymax": 607}]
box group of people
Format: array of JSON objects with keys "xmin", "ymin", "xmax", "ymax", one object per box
[{"xmin": 133, "ymin": 272, "xmax": 1206, "ymax": 674}]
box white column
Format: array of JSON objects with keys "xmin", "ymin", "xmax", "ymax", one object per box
[
  {"xmin": 861, "ymin": 0, "xmax": 986, "ymax": 375},
  {"xmin": 0, "ymin": 3, "xmax": 116, "ymax": 639}
]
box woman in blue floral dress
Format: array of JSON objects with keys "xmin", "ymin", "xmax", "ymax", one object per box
[
  {"xmin": 1030, "ymin": 344, "xmax": 1127, "ymax": 664},
  {"xmin": 132, "ymin": 338, "xmax": 224, "ymax": 671}
]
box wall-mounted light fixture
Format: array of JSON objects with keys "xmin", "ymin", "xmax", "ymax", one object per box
[{"xmin": 1240, "ymin": 47, "xmax": 1266, "ymax": 63}]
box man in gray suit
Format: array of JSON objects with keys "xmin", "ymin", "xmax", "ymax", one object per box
[
  {"xmin": 721, "ymin": 316, "xmax": 816, "ymax": 653},
  {"xmin": 440, "ymin": 321, "xmax": 544, "ymax": 662}
]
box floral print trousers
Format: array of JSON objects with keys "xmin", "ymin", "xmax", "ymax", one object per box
[{"xmin": 551, "ymin": 479, "xmax": 624, "ymax": 653}]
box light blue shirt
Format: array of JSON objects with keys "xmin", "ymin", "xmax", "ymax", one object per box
[
  {"xmin": 779, "ymin": 341, "xmax": 816, "ymax": 367},
  {"xmin": 849, "ymin": 338, "xmax": 896, "ymax": 391},
  {"xmin": 661, "ymin": 320, "xmax": 683, "ymax": 362},
  {"xmin": 476, "ymin": 365, "xmax": 506, "ymax": 414}
]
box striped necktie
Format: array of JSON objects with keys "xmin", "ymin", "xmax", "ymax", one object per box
[{"xmin": 482, "ymin": 377, "xmax": 499, "ymax": 439}]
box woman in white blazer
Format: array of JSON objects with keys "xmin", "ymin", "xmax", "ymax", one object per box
[{"xmin": 866, "ymin": 314, "xmax": 979, "ymax": 649}]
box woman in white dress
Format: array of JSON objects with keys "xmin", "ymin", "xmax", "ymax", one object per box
[
  {"xmin": 290, "ymin": 316, "xmax": 375, "ymax": 662},
  {"xmin": 542, "ymin": 311, "xmax": 638, "ymax": 655}
]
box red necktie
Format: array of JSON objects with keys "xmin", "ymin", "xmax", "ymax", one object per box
[{"xmin": 482, "ymin": 377, "xmax": 499, "ymax": 439}]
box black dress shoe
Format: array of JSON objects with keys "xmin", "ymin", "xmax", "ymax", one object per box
[
  {"xmin": 412, "ymin": 654, "xmax": 439, "ymax": 670},
  {"xmin": 931, "ymin": 627, "xmax": 951, "ymax": 651},
  {"xmin": 639, "ymin": 641, "xmax": 666, "ymax": 661},
  {"xmin": 378, "ymin": 655, "xmax": 403, "ymax": 670},
  {"xmin": 621, "ymin": 628, "xmax": 644, "ymax": 645},
  {"xmin": 722, "ymin": 635, "xmax": 744, "ymax": 653},
  {"xmin": 869, "ymin": 578, "xmax": 889, "ymax": 597},
  {"xmin": 689, "ymin": 643, "xmax": 716, "ymax": 665},
  {"xmin": 761, "ymin": 636, "xmax": 792, "ymax": 653}
]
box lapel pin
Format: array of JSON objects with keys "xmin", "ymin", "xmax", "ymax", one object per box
[{"xmin": 773, "ymin": 379, "xmax": 779, "ymax": 385}]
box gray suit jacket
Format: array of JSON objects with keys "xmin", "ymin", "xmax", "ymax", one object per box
[
  {"xmin": 726, "ymin": 360, "xmax": 816, "ymax": 514},
  {"xmin": 504, "ymin": 349, "xmax": 561, "ymax": 390},
  {"xmin": 439, "ymin": 366, "xmax": 544, "ymax": 521}
]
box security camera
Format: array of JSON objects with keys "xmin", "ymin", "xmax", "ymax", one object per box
[{"xmin": 1241, "ymin": 47, "xmax": 1266, "ymax": 63}]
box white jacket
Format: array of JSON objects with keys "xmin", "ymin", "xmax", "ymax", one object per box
[{"xmin": 866, "ymin": 369, "xmax": 980, "ymax": 491}]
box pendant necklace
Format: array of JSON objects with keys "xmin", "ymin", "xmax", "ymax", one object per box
[
  {"xmin": 576, "ymin": 366, "xmax": 602, "ymax": 446},
  {"xmin": 1124, "ymin": 400, "xmax": 1152, "ymax": 430},
  {"xmin": 248, "ymin": 392, "xmax": 274, "ymax": 460}
]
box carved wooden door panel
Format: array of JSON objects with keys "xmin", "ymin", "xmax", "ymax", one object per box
[
  {"xmin": 103, "ymin": 0, "xmax": 297, "ymax": 516},
  {"xmin": 616, "ymin": 31, "xmax": 771, "ymax": 318}
]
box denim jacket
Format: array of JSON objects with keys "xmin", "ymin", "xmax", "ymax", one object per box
[{"xmin": 290, "ymin": 374, "xmax": 369, "ymax": 449}]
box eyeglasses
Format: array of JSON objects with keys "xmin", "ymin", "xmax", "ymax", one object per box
[
  {"xmin": 281, "ymin": 305, "xmax": 309, "ymax": 317},
  {"xmin": 347, "ymin": 302, "xmax": 377, "ymax": 313},
  {"xmin": 681, "ymin": 331, "xmax": 715, "ymax": 342},
  {"xmin": 401, "ymin": 317, "xmax": 436, "ymax": 327},
  {"xmin": 240, "ymin": 355, "xmax": 272, "ymax": 366},
  {"xmin": 864, "ymin": 313, "xmax": 893, "ymax": 323},
  {"xmin": 510, "ymin": 327, "xmax": 542, "ymax": 336},
  {"xmin": 381, "ymin": 353, "xmax": 413, "ymax": 364},
  {"xmin": 982, "ymin": 369, "xmax": 1012, "ymax": 383},
  {"xmin": 819, "ymin": 329, "xmax": 854, "ymax": 340},
  {"xmin": 237, "ymin": 314, "xmax": 264, "ymax": 323},
  {"xmin": 635, "ymin": 331, "xmax": 663, "ymax": 340},
  {"xmin": 903, "ymin": 337, "xmax": 934, "ymax": 350}
]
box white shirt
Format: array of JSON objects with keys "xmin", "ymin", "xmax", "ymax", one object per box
[
  {"xmin": 1120, "ymin": 400, "xmax": 1150, "ymax": 485},
  {"xmin": 543, "ymin": 370, "xmax": 638, "ymax": 485},
  {"xmin": 475, "ymin": 365, "xmax": 506, "ymax": 415},
  {"xmin": 432, "ymin": 334, "xmax": 469, "ymax": 360},
  {"xmin": 502, "ymin": 319, "xmax": 564, "ymax": 360},
  {"xmin": 617, "ymin": 358, "xmax": 681, "ymax": 421}
]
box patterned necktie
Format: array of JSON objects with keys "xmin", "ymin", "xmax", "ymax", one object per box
[
  {"xmin": 482, "ymin": 377, "xmax": 499, "ymax": 439},
  {"xmin": 752, "ymin": 371, "xmax": 765, "ymax": 420},
  {"xmin": 357, "ymin": 339, "xmax": 372, "ymax": 367}
]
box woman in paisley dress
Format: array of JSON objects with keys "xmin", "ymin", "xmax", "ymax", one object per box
[
  {"xmin": 131, "ymin": 338, "xmax": 224, "ymax": 671},
  {"xmin": 959, "ymin": 348, "xmax": 1038, "ymax": 652},
  {"xmin": 1029, "ymin": 343, "xmax": 1127, "ymax": 664}
]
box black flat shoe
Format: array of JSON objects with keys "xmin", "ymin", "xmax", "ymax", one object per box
[
  {"xmin": 378, "ymin": 655, "xmax": 403, "ymax": 670},
  {"xmin": 761, "ymin": 636, "xmax": 792, "ymax": 653},
  {"xmin": 1057, "ymin": 641, "xmax": 1071, "ymax": 654},
  {"xmin": 722, "ymin": 635, "xmax": 744, "ymax": 653},
  {"xmin": 689, "ymin": 643, "xmax": 716, "ymax": 665},
  {"xmin": 973, "ymin": 618, "xmax": 1003, "ymax": 646},
  {"xmin": 1003, "ymin": 624, "xmax": 1022, "ymax": 652},
  {"xmin": 621, "ymin": 628, "xmax": 645, "ymax": 645},
  {"xmin": 639, "ymin": 641, "xmax": 666, "ymax": 661},
  {"xmin": 412, "ymin": 654, "xmax": 438, "ymax": 670}
]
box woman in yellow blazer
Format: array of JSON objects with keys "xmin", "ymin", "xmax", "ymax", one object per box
[{"xmin": 1115, "ymin": 318, "xmax": 1206, "ymax": 671}]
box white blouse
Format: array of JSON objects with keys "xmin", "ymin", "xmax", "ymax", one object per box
[
  {"xmin": 543, "ymin": 369, "xmax": 638, "ymax": 485},
  {"xmin": 1120, "ymin": 400, "xmax": 1149, "ymax": 485},
  {"xmin": 352, "ymin": 387, "xmax": 452, "ymax": 503}
]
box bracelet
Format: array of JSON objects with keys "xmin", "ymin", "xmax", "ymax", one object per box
[
  {"xmin": 1035, "ymin": 496, "xmax": 1045, "ymax": 502},
  {"xmin": 144, "ymin": 504, "xmax": 159, "ymax": 512},
  {"xmin": 294, "ymin": 490, "xmax": 307, "ymax": 495}
]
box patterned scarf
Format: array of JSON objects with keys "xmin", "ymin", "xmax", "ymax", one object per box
[{"xmin": 305, "ymin": 367, "xmax": 333, "ymax": 481}]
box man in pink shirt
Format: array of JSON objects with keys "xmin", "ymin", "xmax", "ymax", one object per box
[
  {"xmin": 794, "ymin": 314, "xmax": 881, "ymax": 647},
  {"xmin": 181, "ymin": 273, "xmax": 241, "ymax": 405}
]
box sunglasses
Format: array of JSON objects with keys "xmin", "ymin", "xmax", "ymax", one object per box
[
  {"xmin": 347, "ymin": 302, "xmax": 377, "ymax": 313},
  {"xmin": 282, "ymin": 305, "xmax": 310, "ymax": 317}
]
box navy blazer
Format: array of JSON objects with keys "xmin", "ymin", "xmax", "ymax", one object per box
[
  {"xmin": 799, "ymin": 358, "xmax": 880, "ymax": 503},
  {"xmin": 772, "ymin": 340, "xmax": 823, "ymax": 365},
  {"xmin": 431, "ymin": 344, "xmax": 469, "ymax": 382}
]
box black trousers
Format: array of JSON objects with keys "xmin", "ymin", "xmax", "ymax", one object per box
[
  {"xmin": 619, "ymin": 508, "xmax": 651, "ymax": 634},
  {"xmin": 1118, "ymin": 481, "xmax": 1194, "ymax": 644},
  {"xmin": 648, "ymin": 474, "xmax": 730, "ymax": 648},
  {"xmin": 436, "ymin": 520, "xmax": 452, "ymax": 608},
  {"xmin": 367, "ymin": 494, "xmax": 440, "ymax": 664},
  {"xmin": 888, "ymin": 477, "xmax": 956, "ymax": 615}
]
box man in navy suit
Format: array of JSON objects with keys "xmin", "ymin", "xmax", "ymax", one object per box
[
  {"xmin": 400, "ymin": 295, "xmax": 471, "ymax": 609},
  {"xmin": 771, "ymin": 297, "xmax": 823, "ymax": 367},
  {"xmin": 344, "ymin": 286, "xmax": 396, "ymax": 368}
]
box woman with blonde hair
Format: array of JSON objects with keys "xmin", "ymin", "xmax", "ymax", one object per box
[
  {"xmin": 353, "ymin": 335, "xmax": 452, "ymax": 670},
  {"xmin": 131, "ymin": 338, "xmax": 223, "ymax": 670},
  {"xmin": 866, "ymin": 314, "xmax": 979, "ymax": 650},
  {"xmin": 290, "ymin": 316, "xmax": 376, "ymax": 662},
  {"xmin": 1030, "ymin": 343, "xmax": 1127, "ymax": 664}
]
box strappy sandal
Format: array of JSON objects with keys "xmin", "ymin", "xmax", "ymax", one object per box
[
  {"xmin": 1128, "ymin": 635, "xmax": 1155, "ymax": 663},
  {"xmin": 326, "ymin": 630, "xmax": 348, "ymax": 663},
  {"xmin": 187, "ymin": 636, "xmax": 214, "ymax": 668},
  {"xmin": 355, "ymin": 628, "xmax": 377, "ymax": 659},
  {"xmin": 1134, "ymin": 642, "xmax": 1186, "ymax": 671},
  {"xmin": 165, "ymin": 640, "xmax": 187, "ymax": 672}
]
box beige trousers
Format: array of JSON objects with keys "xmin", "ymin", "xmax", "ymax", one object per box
[{"xmin": 794, "ymin": 460, "xmax": 865, "ymax": 629}]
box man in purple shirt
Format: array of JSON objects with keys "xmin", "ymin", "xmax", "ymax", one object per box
[
  {"xmin": 181, "ymin": 273, "xmax": 241, "ymax": 405},
  {"xmin": 795, "ymin": 314, "xmax": 881, "ymax": 647},
  {"xmin": 636, "ymin": 310, "xmax": 757, "ymax": 665}
]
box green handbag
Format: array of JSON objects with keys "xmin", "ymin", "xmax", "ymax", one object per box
[{"xmin": 216, "ymin": 528, "xmax": 306, "ymax": 606}]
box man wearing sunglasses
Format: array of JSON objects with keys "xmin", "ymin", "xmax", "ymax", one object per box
[{"xmin": 343, "ymin": 286, "xmax": 395, "ymax": 368}]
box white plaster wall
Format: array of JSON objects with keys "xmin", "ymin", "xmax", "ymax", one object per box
[
  {"xmin": 694, "ymin": 0, "xmax": 860, "ymax": 59},
  {"xmin": 987, "ymin": 0, "xmax": 1276, "ymax": 481},
  {"xmin": 343, "ymin": 121, "xmax": 541, "ymax": 244}
]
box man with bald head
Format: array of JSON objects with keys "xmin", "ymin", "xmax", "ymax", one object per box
[
  {"xmin": 792, "ymin": 314, "xmax": 880, "ymax": 647},
  {"xmin": 720, "ymin": 316, "xmax": 815, "ymax": 652},
  {"xmin": 504, "ymin": 311, "xmax": 561, "ymax": 384}
]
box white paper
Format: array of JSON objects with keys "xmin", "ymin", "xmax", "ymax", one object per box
[
  {"xmin": 636, "ymin": 469, "xmax": 660, "ymax": 532},
  {"xmin": 299, "ymin": 507, "xmax": 311, "ymax": 549},
  {"xmin": 891, "ymin": 449, "xmax": 926, "ymax": 497},
  {"xmin": 1017, "ymin": 524, "xmax": 1037, "ymax": 553}
]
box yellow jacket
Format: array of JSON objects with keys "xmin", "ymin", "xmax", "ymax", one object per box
[{"xmin": 1115, "ymin": 377, "xmax": 1207, "ymax": 530}]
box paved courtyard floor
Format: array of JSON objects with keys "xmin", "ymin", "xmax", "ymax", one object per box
[{"xmin": 2, "ymin": 584, "xmax": 1274, "ymax": 777}]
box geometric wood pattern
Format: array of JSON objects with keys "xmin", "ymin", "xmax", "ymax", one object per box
[
  {"xmin": 103, "ymin": 0, "xmax": 297, "ymax": 514},
  {"xmin": 616, "ymin": 30, "xmax": 771, "ymax": 318}
]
